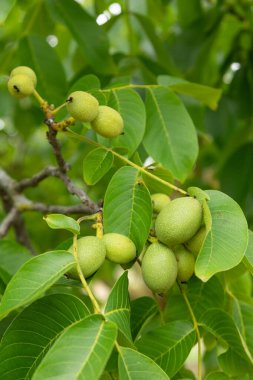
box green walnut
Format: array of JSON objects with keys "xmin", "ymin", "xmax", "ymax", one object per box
[
  {"xmin": 8, "ymin": 74, "xmax": 35, "ymax": 98},
  {"xmin": 141, "ymin": 242, "xmax": 178, "ymax": 294},
  {"xmin": 151, "ymin": 193, "xmax": 171, "ymax": 213},
  {"xmin": 91, "ymin": 105, "xmax": 124, "ymax": 138},
  {"xmin": 10, "ymin": 66, "xmax": 37, "ymax": 86},
  {"xmin": 67, "ymin": 236, "xmax": 106, "ymax": 279},
  {"xmin": 155, "ymin": 196, "xmax": 202, "ymax": 247},
  {"xmin": 186, "ymin": 226, "xmax": 207, "ymax": 257},
  {"xmin": 66, "ymin": 91, "xmax": 99, "ymax": 122},
  {"xmin": 103, "ymin": 233, "xmax": 136, "ymax": 264},
  {"xmin": 174, "ymin": 245, "xmax": 195, "ymax": 282}
]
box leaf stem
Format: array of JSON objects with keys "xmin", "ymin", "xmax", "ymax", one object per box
[
  {"xmin": 77, "ymin": 214, "xmax": 98, "ymax": 224},
  {"xmin": 179, "ymin": 283, "xmax": 202, "ymax": 380},
  {"xmin": 72, "ymin": 233, "xmax": 101, "ymax": 314},
  {"xmin": 101, "ymin": 84, "xmax": 160, "ymax": 92},
  {"xmin": 66, "ymin": 129, "xmax": 188, "ymax": 196}
]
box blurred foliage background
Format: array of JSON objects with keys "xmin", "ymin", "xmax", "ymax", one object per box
[{"xmin": 0, "ymin": 0, "xmax": 253, "ymax": 253}]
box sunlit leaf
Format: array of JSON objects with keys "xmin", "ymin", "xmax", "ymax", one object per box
[{"xmin": 0, "ymin": 251, "xmax": 74, "ymax": 319}]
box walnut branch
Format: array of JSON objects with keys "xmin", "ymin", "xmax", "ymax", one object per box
[
  {"xmin": 16, "ymin": 166, "xmax": 60, "ymax": 191},
  {"xmin": 0, "ymin": 101, "xmax": 98, "ymax": 249},
  {"xmin": 46, "ymin": 124, "xmax": 98, "ymax": 211},
  {"xmin": 0, "ymin": 208, "xmax": 19, "ymax": 238}
]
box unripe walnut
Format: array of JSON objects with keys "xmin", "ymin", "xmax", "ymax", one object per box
[
  {"xmin": 67, "ymin": 236, "xmax": 106, "ymax": 279},
  {"xmin": 8, "ymin": 74, "xmax": 35, "ymax": 98},
  {"xmin": 10, "ymin": 66, "xmax": 37, "ymax": 86},
  {"xmin": 174, "ymin": 245, "xmax": 195, "ymax": 282},
  {"xmin": 103, "ymin": 233, "xmax": 136, "ymax": 264},
  {"xmin": 91, "ymin": 106, "xmax": 124, "ymax": 138},
  {"xmin": 141, "ymin": 242, "xmax": 178, "ymax": 294},
  {"xmin": 155, "ymin": 197, "xmax": 202, "ymax": 247},
  {"xmin": 66, "ymin": 91, "xmax": 99, "ymax": 122},
  {"xmin": 151, "ymin": 193, "xmax": 171, "ymax": 213},
  {"xmin": 186, "ymin": 226, "xmax": 207, "ymax": 257}
]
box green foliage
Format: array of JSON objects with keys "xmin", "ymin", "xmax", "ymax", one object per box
[
  {"xmin": 103, "ymin": 166, "xmax": 152, "ymax": 253},
  {"xmin": 1, "ymin": 0, "xmax": 253, "ymax": 379}
]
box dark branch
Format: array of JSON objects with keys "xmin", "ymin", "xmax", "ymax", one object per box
[
  {"xmin": 26, "ymin": 202, "xmax": 94, "ymax": 215},
  {"xmin": 16, "ymin": 166, "xmax": 60, "ymax": 191},
  {"xmin": 46, "ymin": 125, "xmax": 98, "ymax": 211}
]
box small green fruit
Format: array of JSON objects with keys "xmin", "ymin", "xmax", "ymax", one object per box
[
  {"xmin": 91, "ymin": 105, "xmax": 124, "ymax": 138},
  {"xmin": 186, "ymin": 226, "xmax": 207, "ymax": 257},
  {"xmin": 155, "ymin": 197, "xmax": 202, "ymax": 247},
  {"xmin": 151, "ymin": 193, "xmax": 171, "ymax": 213},
  {"xmin": 10, "ymin": 66, "xmax": 37, "ymax": 86},
  {"xmin": 66, "ymin": 91, "xmax": 99, "ymax": 122},
  {"xmin": 103, "ymin": 233, "xmax": 136, "ymax": 264},
  {"xmin": 8, "ymin": 74, "xmax": 35, "ymax": 98},
  {"xmin": 174, "ymin": 245, "xmax": 195, "ymax": 282},
  {"xmin": 67, "ymin": 236, "xmax": 106, "ymax": 279},
  {"xmin": 142, "ymin": 242, "xmax": 178, "ymax": 294}
]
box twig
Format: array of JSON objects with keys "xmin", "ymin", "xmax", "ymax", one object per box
[
  {"xmin": 26, "ymin": 202, "xmax": 95, "ymax": 215},
  {"xmin": 46, "ymin": 126, "xmax": 69, "ymax": 173},
  {"xmin": 46, "ymin": 125, "xmax": 98, "ymax": 211},
  {"xmin": 16, "ymin": 166, "xmax": 60, "ymax": 191},
  {"xmin": 0, "ymin": 208, "xmax": 18, "ymax": 238}
]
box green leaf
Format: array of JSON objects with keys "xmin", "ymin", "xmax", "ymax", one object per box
[
  {"xmin": 19, "ymin": 35, "xmax": 67, "ymax": 104},
  {"xmin": 243, "ymin": 230, "xmax": 253, "ymax": 274},
  {"xmin": 103, "ymin": 166, "xmax": 152, "ymax": 253},
  {"xmin": 98, "ymin": 89, "xmax": 146, "ymax": 156},
  {"xmin": 185, "ymin": 276, "xmax": 225, "ymax": 319},
  {"xmin": 0, "ymin": 0, "xmax": 15, "ymax": 24},
  {"xmin": 32, "ymin": 314, "xmax": 117, "ymax": 380},
  {"xmin": 135, "ymin": 320, "xmax": 196, "ymax": 377},
  {"xmin": 195, "ymin": 190, "xmax": 248, "ymax": 281},
  {"xmin": 43, "ymin": 214, "xmax": 80, "ymax": 234},
  {"xmin": 199, "ymin": 308, "xmax": 253, "ymax": 366},
  {"xmin": 142, "ymin": 166, "xmax": 174, "ymax": 195},
  {"xmin": 218, "ymin": 349, "xmax": 252, "ymax": 377},
  {"xmin": 0, "ymin": 293, "xmax": 90, "ymax": 379},
  {"xmin": 70, "ymin": 74, "xmax": 100, "ymax": 92},
  {"xmin": 0, "ymin": 240, "xmax": 32, "ymax": 278},
  {"xmin": 130, "ymin": 297, "xmax": 158, "ymax": 340},
  {"xmin": 83, "ymin": 148, "xmax": 114, "ymax": 185},
  {"xmin": 133, "ymin": 13, "xmax": 179, "ymax": 75},
  {"xmin": 0, "ymin": 250, "xmax": 75, "ymax": 319},
  {"xmin": 239, "ymin": 302, "xmax": 253, "ymax": 357},
  {"xmin": 158, "ymin": 75, "xmax": 222, "ymax": 110},
  {"xmin": 143, "ymin": 87, "xmax": 198, "ymax": 182},
  {"xmin": 118, "ymin": 347, "xmax": 170, "ymax": 380},
  {"xmin": 205, "ymin": 372, "xmax": 231, "ymax": 380},
  {"xmin": 46, "ymin": 0, "xmax": 114, "ymax": 74},
  {"xmin": 69, "ymin": 74, "xmax": 106, "ymax": 104},
  {"xmin": 105, "ymin": 272, "xmax": 132, "ymax": 347}
]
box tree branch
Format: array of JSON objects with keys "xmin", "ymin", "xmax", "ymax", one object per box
[
  {"xmin": 0, "ymin": 208, "xmax": 18, "ymax": 238},
  {"xmin": 16, "ymin": 166, "xmax": 60, "ymax": 191},
  {"xmin": 46, "ymin": 125, "xmax": 98, "ymax": 211}
]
